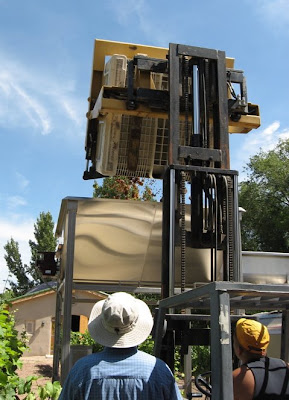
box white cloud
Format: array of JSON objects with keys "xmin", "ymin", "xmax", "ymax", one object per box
[
  {"xmin": 11, "ymin": 81, "xmax": 51, "ymax": 135},
  {"xmin": 0, "ymin": 216, "xmax": 34, "ymax": 242},
  {"xmin": 106, "ymin": 0, "xmax": 168, "ymax": 46},
  {"xmin": 0, "ymin": 69, "xmax": 52, "ymax": 135},
  {"xmin": 0, "ymin": 216, "xmax": 34, "ymax": 293},
  {"xmin": 253, "ymin": 0, "xmax": 289, "ymax": 33},
  {"xmin": 279, "ymin": 130, "xmax": 289, "ymax": 140},
  {"xmin": 56, "ymin": 96, "xmax": 84, "ymax": 127},
  {"xmin": 243, "ymin": 121, "xmax": 289, "ymax": 153},
  {"xmin": 7, "ymin": 196, "xmax": 27, "ymax": 209},
  {"xmin": 0, "ymin": 52, "xmax": 85, "ymax": 137},
  {"xmin": 109, "ymin": 0, "xmax": 146, "ymax": 26},
  {"xmin": 232, "ymin": 121, "xmax": 289, "ymax": 181},
  {"xmin": 16, "ymin": 172, "xmax": 29, "ymax": 191}
]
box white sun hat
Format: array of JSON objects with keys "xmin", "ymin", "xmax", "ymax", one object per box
[{"xmin": 88, "ymin": 292, "xmax": 153, "ymax": 348}]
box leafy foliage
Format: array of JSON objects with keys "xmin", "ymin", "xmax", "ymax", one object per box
[
  {"xmin": 3, "ymin": 239, "xmax": 34, "ymax": 296},
  {"xmin": 239, "ymin": 139, "xmax": 289, "ymax": 251},
  {"xmin": 70, "ymin": 330, "xmax": 103, "ymax": 353},
  {"xmin": 0, "ymin": 290, "xmax": 14, "ymax": 305},
  {"xmin": 0, "ymin": 302, "xmax": 61, "ymax": 399},
  {"xmin": 191, "ymin": 346, "xmax": 210, "ymax": 377},
  {"xmin": 138, "ymin": 337, "xmax": 210, "ymax": 378},
  {"xmin": 0, "ymin": 304, "xmax": 27, "ymax": 378},
  {"xmin": 37, "ymin": 381, "xmax": 62, "ymax": 400},
  {"xmin": 93, "ymin": 176, "xmax": 157, "ymax": 201},
  {"xmin": 138, "ymin": 335, "xmax": 155, "ymax": 355}
]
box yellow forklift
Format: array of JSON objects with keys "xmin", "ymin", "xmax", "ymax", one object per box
[{"xmin": 49, "ymin": 40, "xmax": 289, "ymax": 399}]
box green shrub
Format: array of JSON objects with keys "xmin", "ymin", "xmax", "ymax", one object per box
[
  {"xmin": 138, "ymin": 335, "xmax": 154, "ymax": 355},
  {"xmin": 0, "ymin": 302, "xmax": 61, "ymax": 399},
  {"xmin": 191, "ymin": 345, "xmax": 210, "ymax": 377},
  {"xmin": 70, "ymin": 330, "xmax": 103, "ymax": 353},
  {"xmin": 0, "ymin": 303, "xmax": 28, "ymax": 398},
  {"xmin": 138, "ymin": 335, "xmax": 210, "ymax": 379}
]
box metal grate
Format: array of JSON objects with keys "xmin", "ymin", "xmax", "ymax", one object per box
[
  {"xmin": 151, "ymin": 72, "xmax": 169, "ymax": 90},
  {"xmin": 116, "ymin": 115, "xmax": 157, "ymax": 177},
  {"xmin": 95, "ymin": 57, "xmax": 193, "ymax": 178}
]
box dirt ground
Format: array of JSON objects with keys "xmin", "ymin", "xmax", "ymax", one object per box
[{"xmin": 16, "ymin": 356, "xmax": 54, "ymax": 397}]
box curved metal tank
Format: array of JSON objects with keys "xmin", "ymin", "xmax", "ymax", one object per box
[{"xmin": 56, "ymin": 197, "xmax": 223, "ymax": 288}]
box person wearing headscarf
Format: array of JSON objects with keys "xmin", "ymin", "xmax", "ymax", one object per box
[
  {"xmin": 233, "ymin": 318, "xmax": 289, "ymax": 400},
  {"xmin": 59, "ymin": 292, "xmax": 183, "ymax": 400}
]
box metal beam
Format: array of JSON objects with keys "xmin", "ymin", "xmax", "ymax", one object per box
[
  {"xmin": 281, "ymin": 308, "xmax": 289, "ymax": 362},
  {"xmin": 210, "ymin": 289, "xmax": 233, "ymax": 400},
  {"xmin": 52, "ymin": 290, "xmax": 62, "ymax": 382},
  {"xmin": 168, "ymin": 43, "xmax": 180, "ymax": 165},
  {"xmin": 60, "ymin": 199, "xmax": 78, "ymax": 384},
  {"xmin": 178, "ymin": 146, "xmax": 222, "ymax": 162}
]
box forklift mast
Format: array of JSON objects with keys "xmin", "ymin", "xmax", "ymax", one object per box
[
  {"xmin": 162, "ymin": 43, "xmax": 242, "ymax": 299},
  {"xmin": 156, "ymin": 43, "xmax": 244, "ymax": 374},
  {"xmin": 83, "ymin": 40, "xmax": 260, "ymax": 301}
]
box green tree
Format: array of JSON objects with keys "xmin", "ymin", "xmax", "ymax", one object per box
[
  {"xmin": 239, "ymin": 139, "xmax": 289, "ymax": 252},
  {"xmin": 28, "ymin": 212, "xmax": 57, "ymax": 282},
  {"xmin": 3, "ymin": 239, "xmax": 34, "ymax": 296},
  {"xmin": 4, "ymin": 212, "xmax": 57, "ymax": 297},
  {"xmin": 0, "ymin": 290, "xmax": 14, "ymax": 306},
  {"xmin": 93, "ymin": 176, "xmax": 157, "ymax": 201}
]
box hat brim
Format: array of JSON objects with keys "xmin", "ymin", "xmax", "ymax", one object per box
[{"xmin": 88, "ymin": 298, "xmax": 153, "ymax": 348}]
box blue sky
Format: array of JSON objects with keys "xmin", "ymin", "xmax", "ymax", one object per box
[{"xmin": 1, "ymin": 0, "xmax": 289, "ymax": 292}]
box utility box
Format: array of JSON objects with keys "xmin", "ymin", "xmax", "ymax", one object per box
[
  {"xmin": 36, "ymin": 252, "xmax": 57, "ymax": 277},
  {"xmin": 69, "ymin": 345, "xmax": 93, "ymax": 369}
]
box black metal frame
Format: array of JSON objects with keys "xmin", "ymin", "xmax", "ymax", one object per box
[
  {"xmin": 168, "ymin": 43, "xmax": 229, "ymax": 168},
  {"xmin": 158, "ymin": 45, "xmax": 242, "ymax": 373}
]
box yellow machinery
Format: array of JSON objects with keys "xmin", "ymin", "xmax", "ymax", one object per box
[{"xmin": 83, "ymin": 39, "xmax": 260, "ymax": 180}]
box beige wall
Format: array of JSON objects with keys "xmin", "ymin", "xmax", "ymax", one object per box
[
  {"xmin": 11, "ymin": 290, "xmax": 104, "ymax": 356},
  {"xmin": 267, "ymin": 334, "xmax": 281, "ymax": 358}
]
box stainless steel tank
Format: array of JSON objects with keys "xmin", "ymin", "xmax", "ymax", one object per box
[{"xmin": 56, "ymin": 197, "xmax": 223, "ymax": 288}]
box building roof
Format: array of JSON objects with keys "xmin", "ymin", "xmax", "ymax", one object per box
[
  {"xmin": 11, "ymin": 281, "xmax": 107, "ymax": 304},
  {"xmin": 27, "ymin": 281, "xmax": 57, "ymax": 294}
]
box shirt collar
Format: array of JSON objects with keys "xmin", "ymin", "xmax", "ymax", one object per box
[{"xmin": 103, "ymin": 346, "xmax": 138, "ymax": 356}]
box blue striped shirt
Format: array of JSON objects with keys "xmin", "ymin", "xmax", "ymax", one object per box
[{"xmin": 59, "ymin": 347, "xmax": 183, "ymax": 400}]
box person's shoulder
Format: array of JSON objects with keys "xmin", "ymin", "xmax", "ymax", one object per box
[
  {"xmin": 71, "ymin": 351, "xmax": 104, "ymax": 370},
  {"xmin": 233, "ymin": 365, "xmax": 255, "ymax": 400},
  {"xmin": 137, "ymin": 351, "xmax": 172, "ymax": 372},
  {"xmin": 136, "ymin": 349, "xmax": 157, "ymax": 363},
  {"xmin": 137, "ymin": 350, "xmax": 162, "ymax": 362},
  {"xmin": 233, "ymin": 364, "xmax": 249, "ymax": 378}
]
